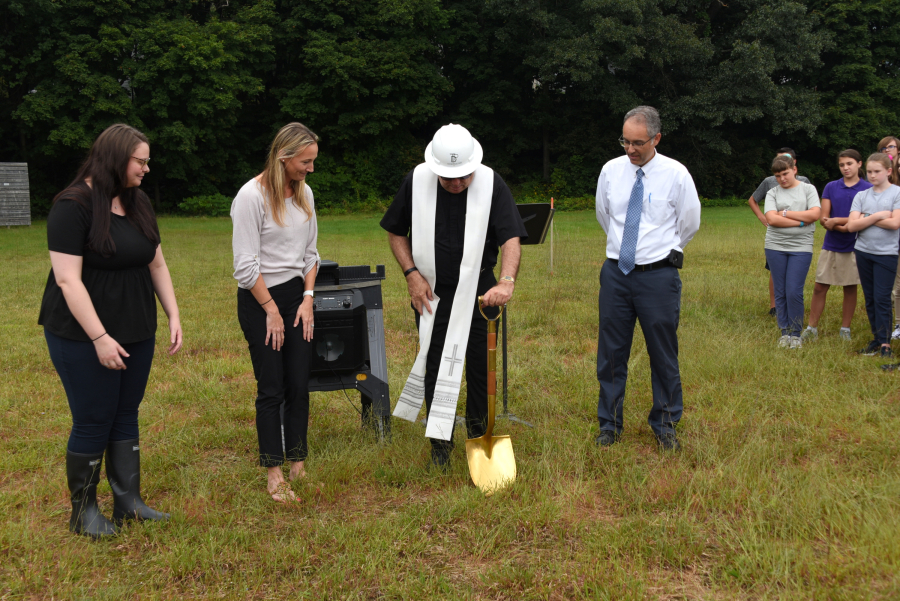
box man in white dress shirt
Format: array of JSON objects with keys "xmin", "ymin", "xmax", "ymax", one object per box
[{"xmin": 594, "ymin": 106, "xmax": 701, "ymax": 451}]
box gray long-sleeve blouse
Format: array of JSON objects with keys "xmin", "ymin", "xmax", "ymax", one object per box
[{"xmin": 230, "ymin": 178, "xmax": 320, "ymax": 290}]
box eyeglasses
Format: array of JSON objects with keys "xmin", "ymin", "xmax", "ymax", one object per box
[
  {"xmin": 619, "ymin": 136, "xmax": 652, "ymax": 148},
  {"xmin": 439, "ymin": 173, "xmax": 474, "ymax": 182},
  {"xmin": 131, "ymin": 156, "xmax": 151, "ymax": 167},
  {"xmin": 881, "ymin": 145, "xmax": 898, "ymax": 153}
]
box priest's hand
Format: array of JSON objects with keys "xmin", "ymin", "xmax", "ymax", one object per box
[
  {"xmin": 408, "ymin": 271, "xmax": 434, "ymax": 315},
  {"xmin": 482, "ymin": 280, "xmax": 514, "ymax": 307}
]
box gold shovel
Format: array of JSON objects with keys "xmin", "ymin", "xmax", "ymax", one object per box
[{"xmin": 466, "ymin": 297, "xmax": 516, "ymax": 495}]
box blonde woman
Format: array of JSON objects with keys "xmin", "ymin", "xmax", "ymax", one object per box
[{"xmin": 231, "ymin": 123, "xmax": 320, "ymax": 503}]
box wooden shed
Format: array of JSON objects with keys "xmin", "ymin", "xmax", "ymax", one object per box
[{"xmin": 0, "ymin": 163, "xmax": 31, "ymax": 226}]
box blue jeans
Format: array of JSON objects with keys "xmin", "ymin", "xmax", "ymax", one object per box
[
  {"xmin": 765, "ymin": 249, "xmax": 812, "ymax": 337},
  {"xmin": 854, "ymin": 250, "xmax": 898, "ymax": 345},
  {"xmin": 596, "ymin": 260, "xmax": 682, "ymax": 437},
  {"xmin": 45, "ymin": 330, "xmax": 155, "ymax": 455}
]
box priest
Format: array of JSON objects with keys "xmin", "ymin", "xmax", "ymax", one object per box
[{"xmin": 381, "ymin": 124, "xmax": 528, "ymax": 470}]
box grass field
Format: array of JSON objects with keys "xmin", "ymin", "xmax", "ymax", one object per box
[{"xmin": 1, "ymin": 208, "xmax": 899, "ymax": 599}]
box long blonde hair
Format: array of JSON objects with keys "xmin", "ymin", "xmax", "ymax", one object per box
[{"xmin": 259, "ymin": 122, "xmax": 319, "ymax": 226}]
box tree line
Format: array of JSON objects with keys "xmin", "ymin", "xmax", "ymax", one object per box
[{"xmin": 1, "ymin": 0, "xmax": 898, "ymax": 215}]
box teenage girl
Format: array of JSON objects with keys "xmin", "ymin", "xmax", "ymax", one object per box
[
  {"xmin": 764, "ymin": 155, "xmax": 821, "ymax": 348},
  {"xmin": 847, "ymin": 153, "xmax": 900, "ymax": 360},
  {"xmin": 802, "ymin": 150, "xmax": 871, "ymax": 341}
]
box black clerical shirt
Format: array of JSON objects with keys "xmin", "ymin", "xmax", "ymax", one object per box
[{"xmin": 380, "ymin": 168, "xmax": 528, "ymax": 297}]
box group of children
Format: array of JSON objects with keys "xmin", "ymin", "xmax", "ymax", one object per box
[{"xmin": 749, "ymin": 138, "xmax": 900, "ymax": 369}]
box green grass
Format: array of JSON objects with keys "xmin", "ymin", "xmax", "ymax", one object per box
[{"xmin": 1, "ymin": 209, "xmax": 899, "ymax": 599}]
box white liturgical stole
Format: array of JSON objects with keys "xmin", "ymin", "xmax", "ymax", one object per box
[{"xmin": 392, "ymin": 163, "xmax": 493, "ymax": 440}]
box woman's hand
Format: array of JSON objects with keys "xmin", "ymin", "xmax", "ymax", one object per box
[
  {"xmin": 94, "ymin": 334, "xmax": 130, "ymax": 370},
  {"xmin": 294, "ymin": 296, "xmax": 315, "ymax": 342},
  {"xmin": 265, "ymin": 305, "xmax": 285, "ymax": 351},
  {"xmin": 168, "ymin": 317, "xmax": 183, "ymax": 355}
]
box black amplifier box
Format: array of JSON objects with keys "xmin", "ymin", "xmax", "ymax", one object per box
[{"xmin": 310, "ymin": 289, "xmax": 368, "ymax": 375}]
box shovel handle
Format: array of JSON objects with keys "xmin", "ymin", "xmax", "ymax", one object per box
[
  {"xmin": 478, "ymin": 296, "xmax": 498, "ymax": 437},
  {"xmin": 477, "ymin": 296, "xmax": 504, "ymax": 322}
]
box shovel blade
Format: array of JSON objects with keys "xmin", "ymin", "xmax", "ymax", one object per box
[{"xmin": 465, "ymin": 434, "xmax": 516, "ymax": 495}]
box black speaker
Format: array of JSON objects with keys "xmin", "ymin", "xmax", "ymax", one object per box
[{"xmin": 310, "ymin": 290, "xmax": 367, "ymax": 375}]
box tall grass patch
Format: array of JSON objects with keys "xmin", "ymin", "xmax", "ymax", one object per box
[{"xmin": 1, "ymin": 209, "xmax": 899, "ymax": 598}]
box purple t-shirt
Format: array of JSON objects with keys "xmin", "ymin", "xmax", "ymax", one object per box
[{"xmin": 821, "ymin": 178, "xmax": 873, "ymax": 252}]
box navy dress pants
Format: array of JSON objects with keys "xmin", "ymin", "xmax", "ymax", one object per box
[
  {"xmin": 596, "ymin": 260, "xmax": 682, "ymax": 437},
  {"xmin": 45, "ymin": 329, "xmax": 155, "ymax": 455}
]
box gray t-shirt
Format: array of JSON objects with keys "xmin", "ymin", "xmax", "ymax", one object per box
[
  {"xmin": 850, "ymin": 185, "xmax": 900, "ymax": 256},
  {"xmin": 753, "ymin": 175, "xmax": 812, "ymax": 203},
  {"xmin": 764, "ymin": 182, "xmax": 821, "ymax": 252}
]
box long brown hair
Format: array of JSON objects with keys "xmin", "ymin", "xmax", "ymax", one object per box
[
  {"xmin": 258, "ymin": 123, "xmax": 319, "ymax": 227},
  {"xmin": 53, "ymin": 124, "xmax": 160, "ymax": 257},
  {"xmin": 837, "ymin": 149, "xmax": 865, "ymax": 180}
]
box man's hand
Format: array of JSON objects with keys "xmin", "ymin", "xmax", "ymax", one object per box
[
  {"xmin": 482, "ymin": 280, "xmax": 514, "ymax": 307},
  {"xmin": 408, "ymin": 271, "xmax": 434, "ymax": 315}
]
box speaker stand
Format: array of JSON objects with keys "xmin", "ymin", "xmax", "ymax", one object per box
[{"xmin": 497, "ymin": 303, "xmax": 534, "ymax": 428}]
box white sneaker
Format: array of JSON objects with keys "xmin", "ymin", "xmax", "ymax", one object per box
[
  {"xmin": 892, "ymin": 325, "xmax": 900, "ymax": 340},
  {"xmin": 790, "ymin": 336, "xmax": 802, "ymax": 349},
  {"xmin": 778, "ymin": 335, "xmax": 791, "ymax": 348},
  {"xmin": 800, "ymin": 327, "xmax": 818, "ymax": 342},
  {"xmin": 839, "ymin": 328, "xmax": 851, "ymax": 342}
]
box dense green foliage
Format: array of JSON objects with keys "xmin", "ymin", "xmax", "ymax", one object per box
[{"xmin": 1, "ymin": 0, "xmax": 898, "ymax": 214}]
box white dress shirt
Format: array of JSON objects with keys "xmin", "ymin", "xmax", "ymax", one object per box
[{"xmin": 596, "ymin": 152, "xmax": 701, "ymax": 265}]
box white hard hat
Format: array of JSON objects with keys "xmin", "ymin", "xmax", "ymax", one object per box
[{"xmin": 424, "ymin": 124, "xmax": 483, "ymax": 178}]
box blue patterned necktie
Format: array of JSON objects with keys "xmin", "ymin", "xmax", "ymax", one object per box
[{"xmin": 618, "ymin": 167, "xmax": 644, "ymax": 275}]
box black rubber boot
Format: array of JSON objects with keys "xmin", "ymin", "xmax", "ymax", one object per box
[
  {"xmin": 105, "ymin": 439, "xmax": 170, "ymax": 526},
  {"xmin": 66, "ymin": 451, "xmax": 118, "ymax": 539}
]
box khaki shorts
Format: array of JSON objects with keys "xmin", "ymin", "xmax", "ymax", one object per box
[{"xmin": 815, "ymin": 250, "xmax": 860, "ymax": 286}]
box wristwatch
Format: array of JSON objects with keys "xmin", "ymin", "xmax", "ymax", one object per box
[{"xmin": 499, "ymin": 276, "xmax": 515, "ymax": 284}]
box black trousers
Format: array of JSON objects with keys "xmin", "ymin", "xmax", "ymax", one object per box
[
  {"xmin": 596, "ymin": 260, "xmax": 683, "ymax": 437},
  {"xmin": 45, "ymin": 329, "xmax": 155, "ymax": 455},
  {"xmin": 237, "ymin": 277, "xmax": 312, "ymax": 467},
  {"xmin": 416, "ymin": 271, "xmax": 498, "ymax": 455}
]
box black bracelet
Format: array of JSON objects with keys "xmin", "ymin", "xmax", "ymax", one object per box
[
  {"xmin": 92, "ymin": 332, "xmax": 108, "ymax": 342},
  {"xmin": 404, "ymin": 266, "xmax": 419, "ymax": 277},
  {"xmin": 260, "ymin": 298, "xmax": 274, "ymax": 306}
]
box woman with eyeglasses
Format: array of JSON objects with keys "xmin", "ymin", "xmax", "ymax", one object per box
[
  {"xmin": 231, "ymin": 123, "xmax": 319, "ymax": 504},
  {"xmin": 877, "ymin": 137, "xmax": 900, "ymax": 341},
  {"xmin": 38, "ymin": 124, "xmax": 182, "ymax": 538},
  {"xmin": 878, "ymin": 136, "xmax": 899, "ymax": 161}
]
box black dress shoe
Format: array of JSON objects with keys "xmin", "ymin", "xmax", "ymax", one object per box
[
  {"xmin": 595, "ymin": 431, "xmax": 618, "ymax": 446},
  {"xmin": 656, "ymin": 432, "xmax": 681, "ymax": 452},
  {"xmin": 429, "ymin": 448, "xmax": 451, "ymax": 473}
]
